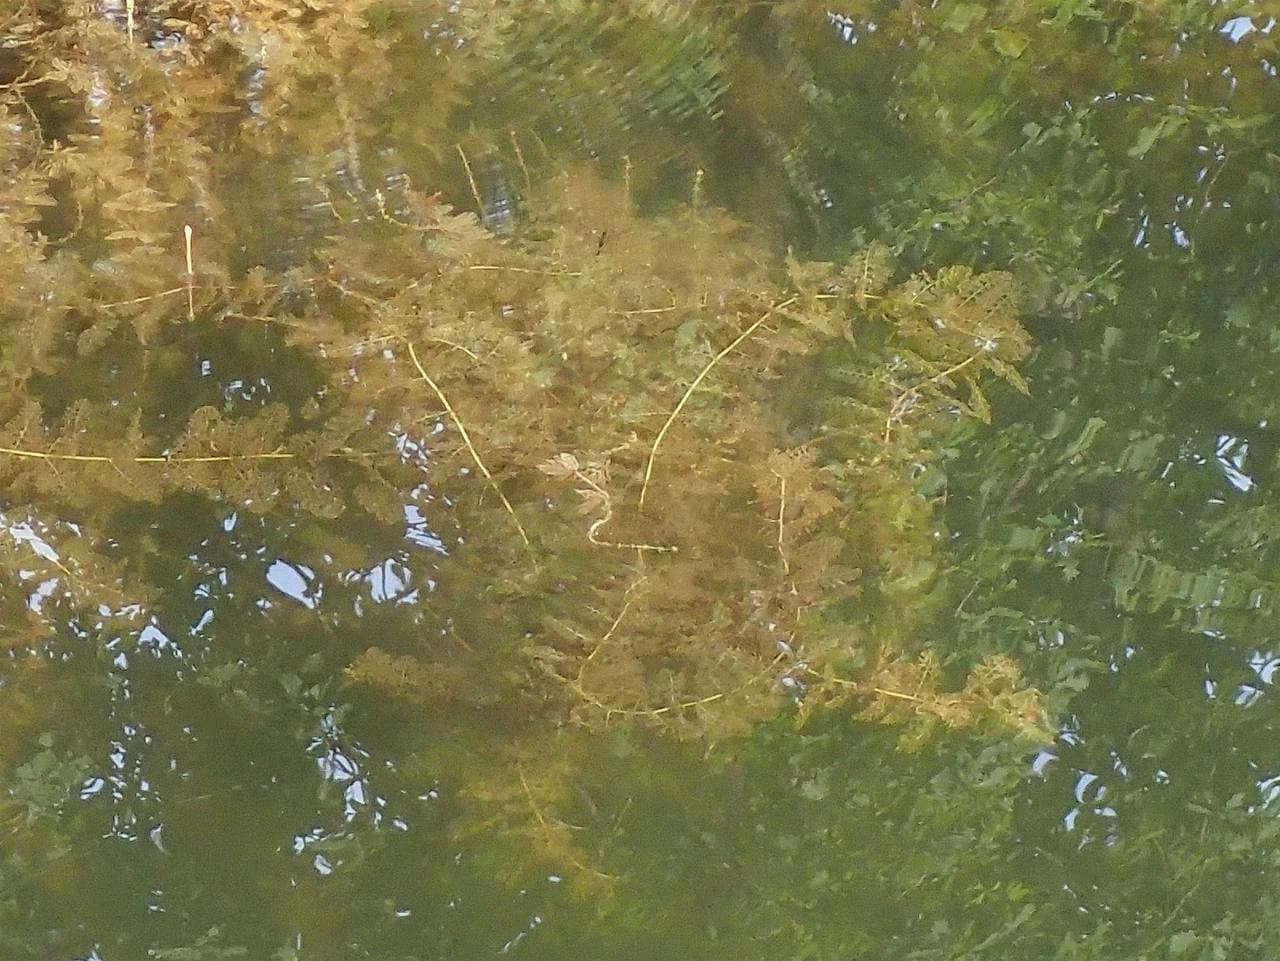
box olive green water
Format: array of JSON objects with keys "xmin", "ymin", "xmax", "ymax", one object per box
[{"xmin": 4, "ymin": 3, "xmax": 1280, "ymax": 959}]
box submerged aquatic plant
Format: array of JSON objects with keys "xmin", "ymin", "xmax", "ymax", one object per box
[{"xmin": 0, "ymin": 0, "xmax": 1044, "ymax": 899}]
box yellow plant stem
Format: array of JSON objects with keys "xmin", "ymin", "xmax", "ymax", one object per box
[
  {"xmin": 516, "ymin": 763, "xmax": 617, "ymax": 885},
  {"xmin": 883, "ymin": 348, "xmax": 984, "ymax": 445},
  {"xmin": 403, "ymin": 338, "xmax": 535, "ymax": 560},
  {"xmin": 0, "ymin": 447, "xmax": 294, "ymax": 464},
  {"xmin": 775, "ymin": 472, "xmax": 790, "ymax": 576},
  {"xmin": 640, "ymin": 295, "xmax": 798, "ymax": 507},
  {"xmin": 572, "ymin": 469, "xmax": 676, "ymax": 554},
  {"xmin": 456, "ymin": 144, "xmax": 485, "ymax": 216},
  {"xmin": 509, "ymin": 131, "xmax": 531, "ymax": 192},
  {"xmin": 183, "ymin": 223, "xmax": 195, "ymax": 321},
  {"xmin": 570, "ymin": 652, "xmax": 788, "ymax": 723}
]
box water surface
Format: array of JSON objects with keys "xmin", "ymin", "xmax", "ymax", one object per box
[{"xmin": 3, "ymin": 3, "xmax": 1280, "ymax": 959}]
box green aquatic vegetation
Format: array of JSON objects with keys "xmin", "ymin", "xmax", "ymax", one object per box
[
  {"xmin": 0, "ymin": 2, "xmax": 1049, "ymax": 898},
  {"xmin": 4, "ymin": 1, "xmax": 1280, "ymax": 957},
  {"xmin": 286, "ymin": 169, "xmax": 1041, "ymax": 747},
  {"xmin": 746, "ymin": 0, "xmax": 1280, "ymax": 319}
]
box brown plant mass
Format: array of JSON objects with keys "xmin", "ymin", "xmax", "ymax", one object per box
[{"xmin": 0, "ymin": 0, "xmax": 1047, "ymax": 887}]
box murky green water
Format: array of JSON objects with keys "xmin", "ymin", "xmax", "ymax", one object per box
[{"xmin": 4, "ymin": 2, "xmax": 1280, "ymax": 958}]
